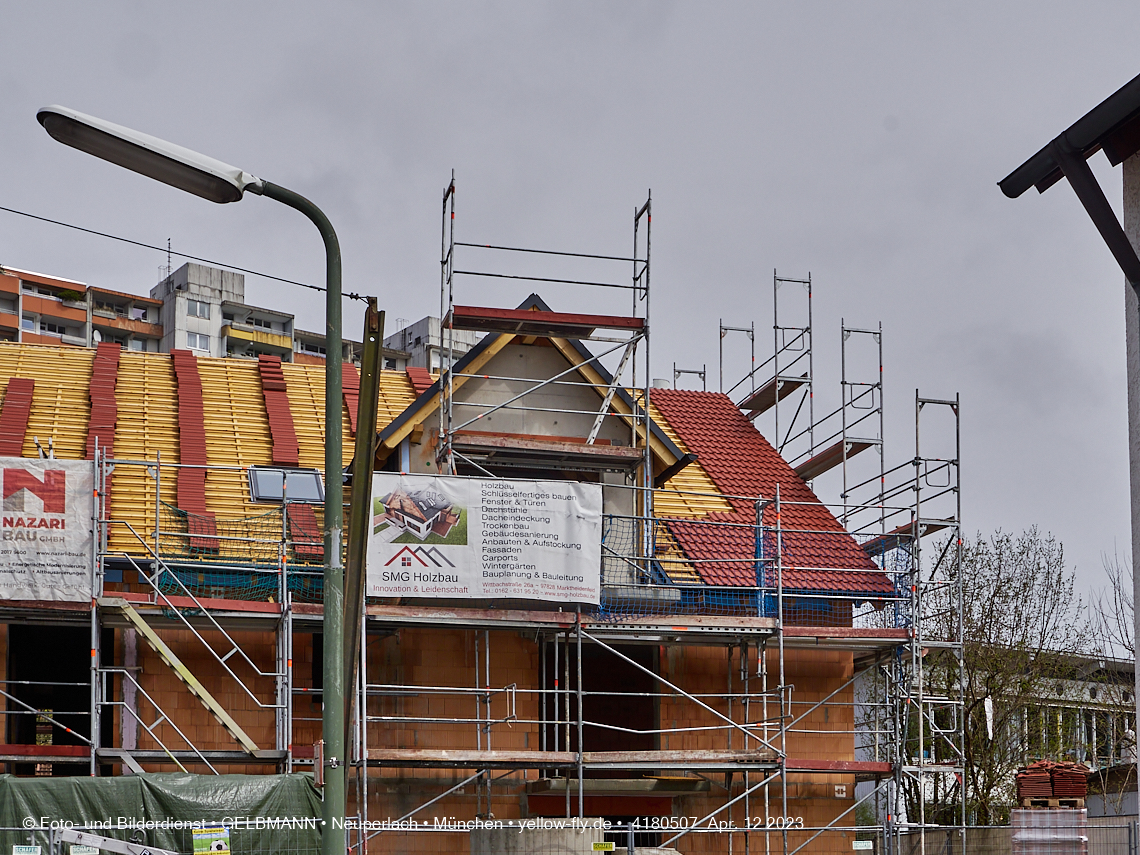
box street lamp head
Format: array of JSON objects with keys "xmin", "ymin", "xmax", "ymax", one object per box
[{"xmin": 37, "ymin": 105, "xmax": 263, "ymax": 204}]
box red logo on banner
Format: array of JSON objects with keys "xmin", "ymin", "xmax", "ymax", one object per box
[{"xmin": 3, "ymin": 469, "xmax": 66, "ymax": 514}]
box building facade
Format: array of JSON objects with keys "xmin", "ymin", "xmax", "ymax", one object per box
[
  {"xmin": 0, "ymin": 262, "xmax": 412, "ymax": 367},
  {"xmin": 0, "ymin": 303, "xmax": 946, "ymax": 854}
]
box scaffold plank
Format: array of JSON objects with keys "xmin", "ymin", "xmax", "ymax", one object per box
[
  {"xmin": 860, "ymin": 518, "xmax": 953, "ymax": 556},
  {"xmin": 362, "ymin": 603, "xmax": 780, "ymax": 639},
  {"xmin": 786, "ymin": 758, "xmax": 892, "ymax": 773},
  {"xmin": 738, "ymin": 373, "xmax": 808, "ymax": 415},
  {"xmin": 97, "ymin": 748, "xmax": 285, "ymax": 764},
  {"xmin": 0, "ymin": 743, "xmax": 90, "ymax": 763},
  {"xmin": 452, "ymin": 431, "xmax": 644, "ymax": 468},
  {"xmin": 446, "ymin": 305, "xmax": 645, "ymax": 337},
  {"xmin": 793, "ymin": 438, "xmax": 878, "ymax": 482},
  {"xmin": 365, "ymin": 748, "xmax": 777, "ymax": 770}
]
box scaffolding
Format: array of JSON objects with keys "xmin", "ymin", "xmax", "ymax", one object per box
[
  {"xmin": 719, "ymin": 275, "xmax": 965, "ymax": 853},
  {"xmin": 729, "ymin": 272, "xmax": 815, "ymax": 462},
  {"xmin": 32, "ymin": 447, "xmax": 956, "ymax": 852},
  {"xmin": 348, "ymin": 187, "xmax": 962, "ymax": 852},
  {"xmin": 0, "ymin": 185, "xmax": 962, "ymax": 855},
  {"xmin": 437, "ymin": 174, "xmax": 652, "ymax": 498}
]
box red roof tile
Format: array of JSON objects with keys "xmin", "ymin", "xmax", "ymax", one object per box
[
  {"xmin": 651, "ymin": 389, "xmax": 891, "ymax": 595},
  {"xmin": 171, "ymin": 349, "xmax": 217, "ymax": 551},
  {"xmin": 258, "ymin": 355, "xmax": 299, "ymax": 467},
  {"xmin": 86, "ymin": 342, "xmax": 121, "ymax": 460},
  {"xmin": 287, "ymin": 503, "xmax": 324, "ymax": 561},
  {"xmin": 0, "ymin": 377, "xmax": 35, "ymax": 456},
  {"xmin": 406, "ymin": 366, "xmax": 434, "ymax": 396},
  {"xmin": 343, "ymin": 363, "xmax": 360, "ymax": 436}
]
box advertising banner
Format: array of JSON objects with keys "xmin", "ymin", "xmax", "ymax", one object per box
[
  {"xmin": 0, "ymin": 457, "xmax": 94, "ymax": 602},
  {"xmin": 367, "ymin": 473, "xmax": 601, "ymax": 604}
]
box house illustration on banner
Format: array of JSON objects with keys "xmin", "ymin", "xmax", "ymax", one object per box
[{"xmin": 380, "ymin": 485, "xmax": 462, "ymax": 540}]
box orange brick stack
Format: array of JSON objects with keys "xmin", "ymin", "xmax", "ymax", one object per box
[
  {"xmin": 1052, "ymin": 762, "xmax": 1089, "ymax": 799},
  {"xmin": 1015, "ymin": 760, "xmax": 1089, "ymax": 800},
  {"xmin": 1016, "ymin": 761, "xmax": 1054, "ymax": 800}
]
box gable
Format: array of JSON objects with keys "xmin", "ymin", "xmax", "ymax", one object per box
[{"xmin": 452, "ymin": 343, "xmax": 633, "ymax": 446}]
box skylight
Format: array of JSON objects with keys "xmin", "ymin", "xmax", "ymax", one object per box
[{"xmin": 248, "ymin": 466, "xmax": 325, "ymax": 504}]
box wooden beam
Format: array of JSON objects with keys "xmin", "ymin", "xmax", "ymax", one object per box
[{"xmin": 547, "ymin": 336, "xmax": 678, "ymax": 466}]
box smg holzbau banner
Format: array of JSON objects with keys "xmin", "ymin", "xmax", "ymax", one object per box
[
  {"xmin": 367, "ymin": 473, "xmax": 602, "ymax": 604},
  {"xmin": 0, "ymin": 457, "xmax": 94, "ymax": 601}
]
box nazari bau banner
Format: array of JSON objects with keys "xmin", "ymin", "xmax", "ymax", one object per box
[
  {"xmin": 0, "ymin": 457, "xmax": 94, "ymax": 602},
  {"xmin": 367, "ymin": 473, "xmax": 602, "ymax": 604}
]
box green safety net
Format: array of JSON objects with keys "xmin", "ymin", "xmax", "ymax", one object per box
[{"xmin": 0, "ymin": 773, "xmax": 322, "ymax": 854}]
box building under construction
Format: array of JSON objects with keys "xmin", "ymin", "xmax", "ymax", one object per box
[{"xmin": 0, "ymin": 181, "xmax": 963, "ymax": 855}]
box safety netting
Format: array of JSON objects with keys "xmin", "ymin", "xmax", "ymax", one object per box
[
  {"xmin": 596, "ymin": 513, "xmax": 916, "ymax": 626},
  {"xmin": 140, "ymin": 504, "xmax": 918, "ymax": 621},
  {"xmin": 154, "ymin": 503, "xmax": 325, "ymax": 603}
]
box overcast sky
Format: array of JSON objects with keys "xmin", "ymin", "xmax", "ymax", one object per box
[{"xmin": 3, "ymin": 2, "xmax": 1140, "ymax": 598}]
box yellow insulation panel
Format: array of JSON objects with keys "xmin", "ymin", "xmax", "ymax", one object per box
[
  {"xmin": 281, "ymin": 363, "xmax": 337, "ymax": 470},
  {"xmin": 647, "ymin": 401, "xmax": 733, "ymax": 519},
  {"xmin": 0, "ymin": 344, "xmax": 735, "ymax": 571},
  {"xmin": 196, "ymin": 356, "xmax": 274, "ymax": 520},
  {"xmin": 654, "ymin": 523, "xmax": 701, "ymax": 584},
  {"xmin": 376, "ymin": 370, "xmax": 419, "ymax": 424},
  {"xmin": 107, "ymin": 351, "xmax": 181, "ymax": 554},
  {"xmin": 0, "ymin": 343, "xmax": 94, "ymax": 458}
]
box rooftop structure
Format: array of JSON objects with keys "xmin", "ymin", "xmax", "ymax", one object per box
[{"xmin": 383, "ymin": 314, "xmax": 478, "ymax": 373}]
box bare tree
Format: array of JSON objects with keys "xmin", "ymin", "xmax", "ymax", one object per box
[
  {"xmin": 1091, "ymin": 551, "xmax": 1134, "ymax": 659},
  {"xmin": 870, "ymin": 529, "xmax": 1087, "ymax": 825},
  {"xmin": 1088, "ymin": 551, "xmax": 1137, "ymax": 814}
]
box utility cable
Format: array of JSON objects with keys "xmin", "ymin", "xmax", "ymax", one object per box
[{"xmin": 0, "ymin": 202, "xmax": 368, "ymax": 302}]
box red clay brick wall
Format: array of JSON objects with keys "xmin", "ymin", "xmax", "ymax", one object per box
[{"xmin": 130, "ymin": 627, "xmax": 279, "ymax": 774}]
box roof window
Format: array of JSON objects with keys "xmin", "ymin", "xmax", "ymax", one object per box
[{"xmin": 248, "ymin": 466, "xmax": 325, "ymax": 504}]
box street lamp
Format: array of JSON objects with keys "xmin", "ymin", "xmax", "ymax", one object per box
[{"xmin": 38, "ymin": 106, "xmax": 348, "ymax": 847}]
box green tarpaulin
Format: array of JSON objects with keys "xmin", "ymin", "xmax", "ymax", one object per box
[{"xmin": 0, "ymin": 774, "xmax": 322, "ymax": 855}]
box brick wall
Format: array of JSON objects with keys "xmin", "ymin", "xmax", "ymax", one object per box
[
  {"xmin": 0, "ymin": 618, "xmax": 863, "ymax": 851},
  {"xmin": 357, "ymin": 629, "xmax": 859, "ymax": 855},
  {"xmin": 129, "ymin": 626, "xmax": 279, "ymax": 773}
]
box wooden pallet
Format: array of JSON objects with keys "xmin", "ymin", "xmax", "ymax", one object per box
[{"xmin": 1020, "ymin": 798, "xmax": 1085, "ymax": 808}]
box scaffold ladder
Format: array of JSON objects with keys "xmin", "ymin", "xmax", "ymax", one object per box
[{"xmin": 98, "ymin": 597, "xmax": 260, "ymax": 754}]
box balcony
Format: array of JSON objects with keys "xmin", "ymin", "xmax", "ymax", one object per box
[
  {"xmin": 92, "ymin": 315, "xmax": 163, "ymax": 338},
  {"xmin": 222, "ymin": 323, "xmax": 293, "ymax": 352},
  {"xmin": 22, "ymin": 295, "xmax": 86, "ymax": 324}
]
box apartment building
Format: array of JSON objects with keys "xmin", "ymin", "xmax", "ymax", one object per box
[
  {"xmin": 384, "ymin": 314, "xmax": 479, "ymax": 372},
  {"xmin": 0, "ymin": 261, "xmax": 412, "ymax": 367}
]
